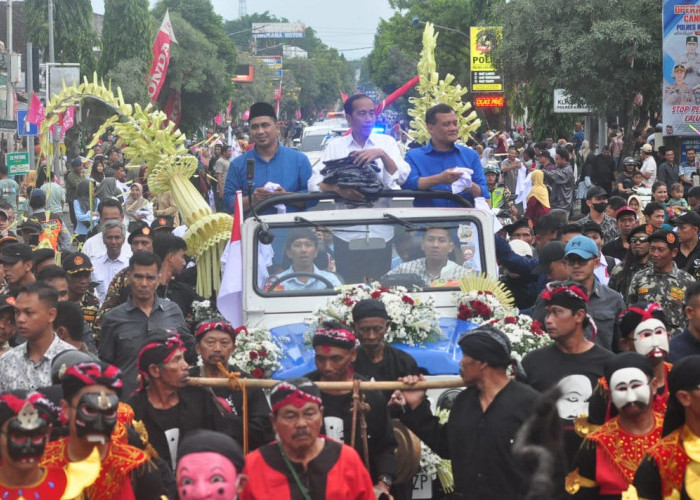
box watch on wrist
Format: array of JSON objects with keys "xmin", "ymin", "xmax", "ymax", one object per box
[{"xmin": 379, "ymin": 475, "xmax": 393, "ymax": 488}]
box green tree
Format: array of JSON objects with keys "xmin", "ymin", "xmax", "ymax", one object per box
[
  {"xmin": 25, "ymin": 0, "xmax": 99, "ymax": 77},
  {"xmin": 99, "ymin": 0, "xmax": 152, "ymax": 75},
  {"xmin": 104, "ymin": 57, "xmax": 150, "ymax": 105},
  {"xmin": 230, "ymin": 59, "xmax": 275, "ymax": 118},
  {"xmin": 493, "ymin": 0, "xmax": 661, "ymax": 151},
  {"xmin": 152, "ymin": 0, "xmax": 236, "ymax": 73},
  {"xmin": 156, "ymin": 12, "xmax": 234, "ymax": 133}
]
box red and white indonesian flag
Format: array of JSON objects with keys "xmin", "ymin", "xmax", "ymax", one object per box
[
  {"xmin": 217, "ymin": 191, "xmax": 244, "ymax": 327},
  {"xmin": 148, "ymin": 10, "xmax": 177, "ymax": 102}
]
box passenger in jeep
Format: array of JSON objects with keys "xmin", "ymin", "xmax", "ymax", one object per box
[
  {"xmin": 267, "ymin": 228, "xmax": 342, "ymax": 291},
  {"xmin": 385, "ymin": 227, "xmax": 468, "ymax": 287}
]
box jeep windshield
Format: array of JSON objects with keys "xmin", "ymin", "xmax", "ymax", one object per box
[{"xmin": 254, "ymin": 212, "xmax": 485, "ymax": 296}]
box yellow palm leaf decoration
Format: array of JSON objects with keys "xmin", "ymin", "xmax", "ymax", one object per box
[
  {"xmin": 38, "ymin": 74, "xmax": 231, "ymax": 297},
  {"xmin": 408, "ymin": 23, "xmax": 481, "ymax": 146},
  {"xmin": 458, "ymin": 273, "xmax": 514, "ymax": 308}
]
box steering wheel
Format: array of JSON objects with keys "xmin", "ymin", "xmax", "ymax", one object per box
[{"xmin": 266, "ymin": 272, "xmax": 336, "ymax": 290}]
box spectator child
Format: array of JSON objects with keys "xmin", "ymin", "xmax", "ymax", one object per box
[{"xmin": 667, "ymin": 182, "xmax": 689, "ymax": 212}]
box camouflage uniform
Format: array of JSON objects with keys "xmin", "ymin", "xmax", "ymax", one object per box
[
  {"xmin": 628, "ymin": 263, "xmax": 696, "ymax": 335},
  {"xmin": 577, "ymin": 214, "xmax": 620, "ymax": 245},
  {"xmin": 80, "ymin": 290, "xmax": 100, "ymax": 330},
  {"xmin": 608, "ymin": 260, "xmax": 653, "ymax": 303}
]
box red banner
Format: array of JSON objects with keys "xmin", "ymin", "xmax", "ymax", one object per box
[
  {"xmin": 148, "ymin": 10, "xmax": 177, "ymax": 102},
  {"xmin": 375, "ymin": 75, "xmax": 419, "ymax": 114},
  {"xmin": 163, "ymin": 90, "xmax": 182, "ymax": 128},
  {"xmin": 27, "ymin": 93, "xmax": 45, "ymax": 126},
  {"xmin": 59, "ymin": 106, "xmax": 75, "ymax": 140}
]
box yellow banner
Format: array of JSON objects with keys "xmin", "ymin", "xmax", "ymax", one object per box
[{"xmin": 470, "ymin": 27, "xmax": 502, "ymax": 72}]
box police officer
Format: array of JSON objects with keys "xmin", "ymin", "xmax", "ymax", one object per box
[
  {"xmin": 485, "ymin": 161, "xmax": 506, "ymax": 209},
  {"xmin": 628, "ymin": 230, "xmax": 696, "ymax": 335},
  {"xmin": 665, "ymin": 65, "xmax": 692, "ymax": 105}
]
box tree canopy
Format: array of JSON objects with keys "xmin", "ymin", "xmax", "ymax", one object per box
[
  {"xmin": 25, "ymin": 0, "xmax": 99, "ymax": 77},
  {"xmin": 99, "ymin": 0, "xmax": 152, "ymax": 76},
  {"xmin": 493, "ymin": 0, "xmax": 661, "ymax": 145}
]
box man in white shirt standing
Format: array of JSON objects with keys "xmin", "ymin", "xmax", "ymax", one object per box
[
  {"xmin": 308, "ymin": 94, "xmax": 410, "ymax": 282},
  {"xmin": 82, "ymin": 199, "xmax": 132, "ymax": 262},
  {"xmin": 640, "ymin": 143, "xmax": 657, "ymax": 188},
  {"xmin": 91, "ymin": 220, "xmax": 129, "ymax": 304}
]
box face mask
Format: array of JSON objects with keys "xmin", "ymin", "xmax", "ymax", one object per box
[
  {"xmin": 5, "ymin": 403, "xmax": 49, "ymax": 462},
  {"xmin": 592, "ymin": 202, "xmax": 608, "ymax": 213},
  {"xmin": 74, "ymin": 391, "xmax": 119, "ymax": 444},
  {"xmin": 609, "ymin": 367, "xmax": 651, "ymax": 410},
  {"xmin": 177, "ymin": 451, "xmax": 239, "ymax": 500},
  {"xmin": 633, "ymin": 318, "xmax": 670, "ymax": 359}
]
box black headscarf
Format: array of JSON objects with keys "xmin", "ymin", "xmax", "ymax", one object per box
[
  {"xmin": 458, "ymin": 324, "xmax": 512, "ymax": 368},
  {"xmin": 663, "ymin": 355, "xmax": 700, "ymax": 436},
  {"xmin": 177, "ymin": 429, "xmax": 245, "ymax": 473}
]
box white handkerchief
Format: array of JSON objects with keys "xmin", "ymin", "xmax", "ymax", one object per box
[
  {"xmin": 263, "ymin": 182, "xmax": 286, "ymax": 214},
  {"xmin": 451, "ymin": 167, "xmax": 474, "ymax": 193}
]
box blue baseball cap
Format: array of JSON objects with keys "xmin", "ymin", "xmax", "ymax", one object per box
[{"xmin": 564, "ymin": 235, "xmax": 598, "ymax": 260}]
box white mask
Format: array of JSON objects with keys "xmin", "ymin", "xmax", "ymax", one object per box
[
  {"xmin": 633, "ymin": 318, "xmax": 670, "ymax": 359},
  {"xmin": 609, "ymin": 367, "xmax": 651, "ymax": 410}
]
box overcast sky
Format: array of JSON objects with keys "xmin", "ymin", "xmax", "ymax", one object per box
[{"xmin": 90, "ymin": 0, "xmax": 398, "ymax": 58}]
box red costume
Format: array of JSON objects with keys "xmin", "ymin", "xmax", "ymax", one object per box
[
  {"xmin": 0, "ymin": 467, "xmax": 68, "ymax": 499},
  {"xmin": 633, "ymin": 425, "xmax": 698, "ymax": 499},
  {"xmin": 241, "ymin": 438, "xmax": 375, "ymax": 500},
  {"xmin": 42, "ymin": 438, "xmax": 150, "ymax": 500}
]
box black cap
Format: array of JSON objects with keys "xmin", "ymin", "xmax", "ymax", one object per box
[
  {"xmin": 62, "ymin": 252, "xmax": 93, "ymax": 275},
  {"xmin": 629, "ymin": 224, "xmax": 654, "ymax": 238},
  {"xmin": 586, "ymin": 186, "xmax": 608, "ymax": 200},
  {"xmin": 32, "ymin": 248, "xmax": 55, "ymax": 265},
  {"xmin": 0, "ymin": 294, "xmax": 15, "ymax": 312},
  {"xmin": 0, "ymin": 236, "xmax": 18, "ymax": 250},
  {"xmin": 249, "ymin": 102, "xmax": 277, "ymax": 121},
  {"xmin": 128, "ymin": 223, "xmax": 153, "ymax": 244},
  {"xmin": 70, "ymin": 157, "xmax": 83, "ymax": 168},
  {"xmin": 0, "ymin": 243, "xmax": 33, "ymax": 264},
  {"xmin": 537, "ymin": 150, "xmax": 551, "ymax": 159},
  {"xmin": 352, "ymin": 299, "xmax": 391, "ymax": 322},
  {"xmin": 648, "ymin": 229, "xmax": 679, "ymax": 249},
  {"xmin": 677, "ymin": 210, "xmax": 700, "ymax": 229},
  {"xmin": 503, "ymin": 217, "xmax": 531, "ymax": 236},
  {"xmin": 150, "ymin": 216, "xmax": 174, "ymax": 232},
  {"xmin": 19, "ymin": 219, "xmax": 42, "ymax": 234},
  {"xmin": 581, "ymin": 220, "xmax": 603, "ymax": 237},
  {"xmin": 532, "ymin": 241, "xmax": 566, "ymax": 274}
]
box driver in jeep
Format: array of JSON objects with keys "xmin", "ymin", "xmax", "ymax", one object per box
[
  {"xmin": 385, "ymin": 227, "xmax": 467, "ymax": 287},
  {"xmin": 267, "ymin": 228, "xmax": 342, "ymax": 291}
]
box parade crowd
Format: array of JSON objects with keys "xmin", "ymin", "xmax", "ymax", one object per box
[{"xmin": 0, "ymin": 95, "xmax": 697, "ymax": 499}]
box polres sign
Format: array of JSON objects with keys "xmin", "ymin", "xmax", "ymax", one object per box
[{"xmin": 553, "ymin": 89, "xmax": 592, "ymax": 113}]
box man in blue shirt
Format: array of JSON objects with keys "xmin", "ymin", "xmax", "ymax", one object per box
[
  {"xmin": 269, "ymin": 228, "xmax": 341, "ymax": 291},
  {"xmin": 223, "ymin": 102, "xmax": 313, "ymax": 214},
  {"xmin": 403, "ymin": 104, "xmax": 489, "ymax": 208}
]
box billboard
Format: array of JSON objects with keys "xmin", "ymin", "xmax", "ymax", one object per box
[
  {"xmin": 553, "ymin": 89, "xmax": 592, "ymax": 113},
  {"xmin": 663, "ymin": 0, "xmax": 700, "ymax": 136},
  {"xmin": 255, "ymin": 56, "xmax": 283, "ymax": 79},
  {"xmin": 252, "ymin": 23, "xmax": 305, "ymax": 39},
  {"xmin": 469, "ymin": 27, "xmax": 503, "ymax": 93},
  {"xmin": 45, "ymin": 64, "xmax": 80, "ymax": 101}
]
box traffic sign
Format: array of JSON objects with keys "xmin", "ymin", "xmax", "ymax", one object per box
[
  {"xmin": 6, "ymin": 152, "xmax": 29, "ymax": 175},
  {"xmin": 17, "ymin": 110, "xmax": 38, "ymax": 136},
  {"xmin": 0, "ymin": 119, "xmax": 16, "ymax": 131}
]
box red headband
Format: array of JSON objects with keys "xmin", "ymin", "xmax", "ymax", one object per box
[
  {"xmin": 541, "ymin": 283, "xmax": 589, "ymax": 304},
  {"xmin": 270, "ymin": 382, "xmax": 323, "ymax": 413},
  {"xmin": 136, "ymin": 333, "xmax": 186, "ymax": 392},
  {"xmin": 195, "ymin": 321, "xmax": 236, "ymax": 340},
  {"xmin": 619, "ymin": 302, "xmax": 664, "ymax": 323}
]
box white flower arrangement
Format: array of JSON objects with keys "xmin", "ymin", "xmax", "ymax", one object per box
[
  {"xmin": 418, "ymin": 408, "xmax": 454, "ymax": 492},
  {"xmin": 310, "ymin": 282, "xmax": 442, "ymax": 345},
  {"xmin": 479, "ymin": 315, "xmax": 552, "ymax": 361},
  {"xmin": 229, "ymin": 325, "xmax": 285, "ymax": 378},
  {"xmin": 191, "ymin": 299, "xmax": 223, "ymax": 324}
]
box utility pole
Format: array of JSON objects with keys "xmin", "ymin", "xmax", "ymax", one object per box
[
  {"xmin": 27, "ymin": 41, "xmax": 34, "ymax": 169},
  {"xmin": 6, "ymin": 0, "xmax": 13, "ymax": 152},
  {"xmin": 48, "ymin": 0, "xmax": 54, "ymax": 62}
]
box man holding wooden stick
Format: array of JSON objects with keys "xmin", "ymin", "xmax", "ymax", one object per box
[{"xmin": 390, "ymin": 324, "xmax": 539, "ymax": 499}]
